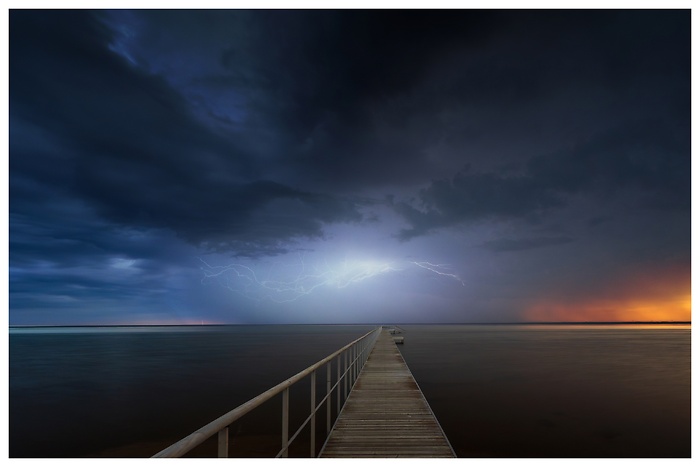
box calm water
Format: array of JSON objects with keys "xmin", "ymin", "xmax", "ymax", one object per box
[{"xmin": 9, "ymin": 324, "xmax": 690, "ymax": 457}]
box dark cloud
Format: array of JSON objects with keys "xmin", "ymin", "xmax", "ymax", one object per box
[
  {"xmin": 93, "ymin": 10, "xmax": 507, "ymax": 191},
  {"xmin": 9, "ymin": 208, "xmax": 193, "ymax": 320},
  {"xmin": 212, "ymin": 9, "xmax": 690, "ymax": 191},
  {"xmin": 71, "ymin": 9, "xmax": 689, "ymax": 195},
  {"xmin": 10, "ymin": 10, "xmax": 367, "ymax": 257},
  {"xmin": 482, "ymin": 236, "xmax": 574, "ymax": 252},
  {"xmin": 395, "ymin": 117, "xmax": 689, "ymax": 240}
]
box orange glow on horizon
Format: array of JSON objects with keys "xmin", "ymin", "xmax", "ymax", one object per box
[
  {"xmin": 524, "ymin": 265, "xmax": 690, "ymax": 322},
  {"xmin": 525, "ymin": 294, "xmax": 690, "ymax": 322}
]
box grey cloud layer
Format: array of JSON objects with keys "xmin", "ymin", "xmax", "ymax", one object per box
[
  {"xmin": 11, "ymin": 9, "xmax": 689, "ymax": 255},
  {"xmin": 10, "ymin": 10, "xmax": 367, "ymax": 257},
  {"xmin": 395, "ymin": 118, "xmax": 689, "ymax": 239},
  {"xmin": 9, "ymin": 10, "xmax": 690, "ymax": 323}
]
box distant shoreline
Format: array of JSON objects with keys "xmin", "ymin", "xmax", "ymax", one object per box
[{"xmin": 8, "ymin": 321, "xmax": 691, "ymax": 329}]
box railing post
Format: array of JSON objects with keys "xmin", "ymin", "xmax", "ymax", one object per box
[
  {"xmin": 354, "ymin": 344, "xmax": 358, "ymax": 382},
  {"xmin": 343, "ymin": 350, "xmax": 348, "ymax": 399},
  {"xmin": 360, "ymin": 341, "xmax": 364, "ymax": 369},
  {"xmin": 282, "ymin": 388, "xmax": 289, "ymax": 458},
  {"xmin": 310, "ymin": 370, "xmax": 316, "ymax": 457},
  {"xmin": 352, "ymin": 345, "xmax": 355, "ymax": 386},
  {"xmin": 217, "ymin": 427, "xmax": 228, "ymax": 458},
  {"xmin": 326, "ymin": 362, "xmax": 332, "ymax": 435},
  {"xmin": 352, "ymin": 344, "xmax": 360, "ymax": 381},
  {"xmin": 352, "ymin": 344, "xmax": 356, "ymax": 384},
  {"xmin": 336, "ymin": 354, "xmax": 341, "ymax": 414},
  {"xmin": 348, "ymin": 345, "xmax": 352, "ymax": 387},
  {"xmin": 351, "ymin": 344, "xmax": 354, "ymax": 385}
]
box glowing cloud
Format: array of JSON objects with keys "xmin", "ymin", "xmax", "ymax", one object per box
[
  {"xmin": 199, "ymin": 255, "xmax": 464, "ymax": 303},
  {"xmin": 524, "ymin": 265, "xmax": 690, "ymax": 322}
]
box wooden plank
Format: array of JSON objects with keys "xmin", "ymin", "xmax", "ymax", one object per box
[{"xmin": 319, "ymin": 330, "xmax": 455, "ymax": 458}]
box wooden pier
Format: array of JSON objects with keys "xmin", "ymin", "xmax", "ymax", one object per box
[
  {"xmin": 320, "ymin": 329, "xmax": 455, "ymax": 458},
  {"xmin": 153, "ymin": 327, "xmax": 455, "ymax": 458}
]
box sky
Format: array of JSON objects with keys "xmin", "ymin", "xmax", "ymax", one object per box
[{"xmin": 6, "ymin": 7, "xmax": 692, "ymax": 325}]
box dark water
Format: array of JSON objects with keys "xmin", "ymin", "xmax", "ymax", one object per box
[
  {"xmin": 398, "ymin": 324, "xmax": 691, "ymax": 458},
  {"xmin": 9, "ymin": 324, "xmax": 690, "ymax": 458}
]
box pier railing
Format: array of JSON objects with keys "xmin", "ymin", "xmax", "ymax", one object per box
[{"xmin": 152, "ymin": 326, "xmax": 382, "ymax": 458}]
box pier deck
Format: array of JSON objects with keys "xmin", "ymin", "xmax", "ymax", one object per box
[{"xmin": 320, "ymin": 330, "xmax": 455, "ymax": 458}]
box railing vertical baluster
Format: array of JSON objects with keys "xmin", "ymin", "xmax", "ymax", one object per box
[
  {"xmin": 310, "ymin": 370, "xmax": 316, "ymax": 457},
  {"xmin": 336, "ymin": 354, "xmax": 341, "ymax": 414},
  {"xmin": 351, "ymin": 345, "xmax": 354, "ymax": 385},
  {"xmin": 344, "ymin": 350, "xmax": 348, "ymax": 399},
  {"xmin": 350, "ymin": 344, "xmax": 355, "ymax": 391},
  {"xmin": 354, "ymin": 344, "xmax": 358, "ymax": 381},
  {"xmin": 353, "ymin": 344, "xmax": 356, "ymax": 382},
  {"xmin": 359, "ymin": 342, "xmax": 363, "ymax": 372},
  {"xmin": 361, "ymin": 340, "xmax": 365, "ymax": 367},
  {"xmin": 360, "ymin": 340, "xmax": 364, "ymax": 366},
  {"xmin": 282, "ymin": 388, "xmax": 289, "ymax": 458},
  {"xmin": 326, "ymin": 361, "xmax": 332, "ymax": 435},
  {"xmin": 352, "ymin": 344, "xmax": 356, "ymax": 384},
  {"xmin": 217, "ymin": 427, "xmax": 228, "ymax": 458}
]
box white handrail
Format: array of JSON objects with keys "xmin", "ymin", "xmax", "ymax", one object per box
[{"xmin": 152, "ymin": 326, "xmax": 382, "ymax": 458}]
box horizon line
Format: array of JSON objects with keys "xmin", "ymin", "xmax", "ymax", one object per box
[{"xmin": 8, "ymin": 320, "xmax": 692, "ymax": 328}]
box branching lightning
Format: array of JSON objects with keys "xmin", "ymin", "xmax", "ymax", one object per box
[
  {"xmin": 199, "ymin": 255, "xmax": 464, "ymax": 303},
  {"xmin": 411, "ymin": 261, "xmax": 466, "ymax": 286}
]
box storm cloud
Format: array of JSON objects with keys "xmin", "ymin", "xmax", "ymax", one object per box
[
  {"xmin": 10, "ymin": 10, "xmax": 367, "ymax": 257},
  {"xmin": 8, "ymin": 9, "xmax": 690, "ymax": 324}
]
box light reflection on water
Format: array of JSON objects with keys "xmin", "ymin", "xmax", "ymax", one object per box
[{"xmin": 9, "ymin": 323, "xmax": 691, "ymax": 458}]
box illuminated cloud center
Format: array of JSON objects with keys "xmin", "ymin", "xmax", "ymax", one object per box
[{"xmin": 199, "ymin": 257, "xmax": 463, "ymax": 303}]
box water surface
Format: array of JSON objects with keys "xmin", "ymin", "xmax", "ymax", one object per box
[
  {"xmin": 9, "ymin": 323, "xmax": 690, "ymax": 457},
  {"xmin": 399, "ymin": 324, "xmax": 691, "ymax": 457}
]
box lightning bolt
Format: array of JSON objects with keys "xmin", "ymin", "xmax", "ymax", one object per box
[
  {"xmin": 199, "ymin": 255, "xmax": 463, "ymax": 303},
  {"xmin": 411, "ymin": 261, "xmax": 466, "ymax": 286}
]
